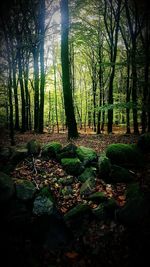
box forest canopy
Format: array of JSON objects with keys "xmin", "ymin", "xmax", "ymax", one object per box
[{"xmin": 0, "ymin": 0, "xmax": 149, "ymax": 142}]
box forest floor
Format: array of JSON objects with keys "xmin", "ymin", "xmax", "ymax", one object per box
[
  {"xmin": 1, "ymin": 129, "xmax": 150, "ymax": 267},
  {"xmin": 1, "ymin": 127, "xmax": 139, "ymax": 152}
]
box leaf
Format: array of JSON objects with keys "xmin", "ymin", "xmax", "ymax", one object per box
[{"xmin": 65, "ymin": 251, "xmax": 79, "ymax": 259}]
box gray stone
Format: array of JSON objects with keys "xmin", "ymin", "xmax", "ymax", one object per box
[{"xmin": 33, "ymin": 195, "xmax": 54, "ymax": 215}]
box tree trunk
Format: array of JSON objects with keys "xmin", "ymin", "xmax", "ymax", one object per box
[
  {"xmin": 17, "ymin": 48, "xmax": 26, "ymax": 133},
  {"xmin": 131, "ymin": 41, "xmax": 139, "ymax": 134},
  {"xmin": 33, "ymin": 49, "xmax": 39, "ymax": 132},
  {"xmin": 60, "ymin": 0, "xmax": 78, "ymax": 139},
  {"xmin": 39, "ymin": 0, "xmax": 45, "ymax": 133},
  {"xmin": 12, "ymin": 59, "xmax": 20, "ymax": 131},
  {"xmin": 126, "ymin": 53, "xmax": 131, "ymax": 134}
]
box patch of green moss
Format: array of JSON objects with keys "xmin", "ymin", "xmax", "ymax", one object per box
[
  {"xmin": 64, "ymin": 203, "xmax": 90, "ymax": 221},
  {"xmin": 27, "ymin": 139, "xmax": 41, "ymax": 155},
  {"xmin": 41, "ymin": 142, "xmax": 62, "ymax": 158},
  {"xmin": 106, "ymin": 143, "xmax": 143, "ymax": 167},
  {"xmin": 98, "ymin": 154, "xmax": 111, "ymax": 178},
  {"xmin": 38, "ymin": 186, "xmax": 54, "ymax": 202},
  {"xmin": 87, "ymin": 191, "xmax": 106, "ymax": 202},
  {"xmin": 76, "ymin": 146, "xmax": 97, "ymax": 164},
  {"xmin": 61, "ymin": 158, "xmax": 83, "ymax": 175},
  {"xmin": 78, "ymin": 167, "xmax": 96, "ymax": 183}
]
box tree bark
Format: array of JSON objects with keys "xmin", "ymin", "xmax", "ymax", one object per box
[
  {"xmin": 60, "ymin": 0, "xmax": 78, "ymax": 139},
  {"xmin": 39, "ymin": 0, "xmax": 45, "ymax": 133}
]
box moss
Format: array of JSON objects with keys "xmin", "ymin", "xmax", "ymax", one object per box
[
  {"xmin": 78, "ymin": 167, "xmax": 96, "ymax": 183},
  {"xmin": 80, "ymin": 177, "xmax": 96, "ymax": 196},
  {"xmin": 126, "ymin": 183, "xmax": 141, "ymax": 198},
  {"xmin": 57, "ymin": 143, "xmax": 77, "ymax": 160},
  {"xmin": 106, "ymin": 143, "xmax": 143, "ymax": 167},
  {"xmin": 41, "ymin": 142, "xmax": 62, "ymax": 158},
  {"xmin": 109, "ymin": 165, "xmax": 133, "ymax": 183},
  {"xmin": 98, "ymin": 154, "xmax": 111, "ymax": 178},
  {"xmin": 38, "ymin": 186, "xmax": 54, "ymax": 202},
  {"xmin": 61, "ymin": 158, "xmax": 84, "ymax": 175},
  {"xmin": 27, "ymin": 139, "xmax": 41, "ymax": 155},
  {"xmin": 87, "ymin": 191, "xmax": 106, "ymax": 202},
  {"xmin": 64, "ymin": 203, "xmax": 89, "ymax": 221},
  {"xmin": 76, "ymin": 146, "xmax": 97, "ymax": 165},
  {"xmin": 0, "ymin": 172, "xmax": 15, "ymax": 203},
  {"xmin": 15, "ymin": 179, "xmax": 36, "ymax": 201}
]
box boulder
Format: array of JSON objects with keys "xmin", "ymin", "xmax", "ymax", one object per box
[
  {"xmin": 137, "ymin": 133, "xmax": 150, "ymax": 153},
  {"xmin": 26, "ymin": 139, "xmax": 41, "ymax": 155},
  {"xmin": 0, "ymin": 172, "xmax": 15, "ymax": 204},
  {"xmin": 64, "ymin": 203, "xmax": 90, "ymax": 221},
  {"xmin": 117, "ymin": 183, "xmax": 149, "ymax": 225},
  {"xmin": 87, "ymin": 191, "xmax": 107, "ymax": 202},
  {"xmin": 41, "ymin": 142, "xmax": 62, "ymax": 158},
  {"xmin": 61, "ymin": 158, "xmax": 84, "ymax": 175},
  {"xmin": 106, "ymin": 143, "xmax": 144, "ymax": 168},
  {"xmin": 98, "ymin": 154, "xmax": 111, "ymax": 179},
  {"xmin": 76, "ymin": 146, "xmax": 97, "ymax": 166},
  {"xmin": 57, "ymin": 143, "xmax": 77, "ymax": 160},
  {"xmin": 78, "ymin": 167, "xmax": 96, "ymax": 183},
  {"xmin": 33, "ymin": 195, "xmax": 54, "ymax": 216},
  {"xmin": 15, "ymin": 179, "xmax": 36, "ymax": 201},
  {"xmin": 109, "ymin": 165, "xmax": 133, "ymax": 183},
  {"xmin": 80, "ymin": 177, "xmax": 96, "ymax": 196},
  {"xmin": 10, "ymin": 146, "xmax": 28, "ymax": 164}
]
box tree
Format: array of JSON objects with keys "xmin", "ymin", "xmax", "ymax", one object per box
[
  {"xmin": 39, "ymin": 0, "xmax": 45, "ymax": 133},
  {"xmin": 60, "ymin": 0, "xmax": 78, "ymax": 139}
]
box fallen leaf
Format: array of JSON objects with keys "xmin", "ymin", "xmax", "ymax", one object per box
[{"xmin": 65, "ymin": 251, "xmax": 79, "ymax": 259}]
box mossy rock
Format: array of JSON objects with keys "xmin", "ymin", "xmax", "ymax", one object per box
[
  {"xmin": 78, "ymin": 167, "xmax": 96, "ymax": 183},
  {"xmin": 106, "ymin": 143, "xmax": 144, "ymax": 168},
  {"xmin": 61, "ymin": 158, "xmax": 84, "ymax": 175},
  {"xmin": 109, "ymin": 165, "xmax": 133, "ymax": 183},
  {"xmin": 91, "ymin": 203, "xmax": 106, "ymax": 220},
  {"xmin": 76, "ymin": 146, "xmax": 97, "ymax": 165},
  {"xmin": 33, "ymin": 195, "xmax": 54, "ymax": 216},
  {"xmin": 27, "ymin": 139, "xmax": 41, "ymax": 155},
  {"xmin": 137, "ymin": 133, "xmax": 150, "ymax": 153},
  {"xmin": 15, "ymin": 179, "xmax": 36, "ymax": 201},
  {"xmin": 64, "ymin": 203, "xmax": 90, "ymax": 221},
  {"xmin": 0, "ymin": 172, "xmax": 15, "ymax": 204},
  {"xmin": 116, "ymin": 195, "xmax": 148, "ymax": 226},
  {"xmin": 38, "ymin": 186, "xmax": 54, "ymax": 202},
  {"xmin": 80, "ymin": 177, "xmax": 96, "ymax": 196},
  {"xmin": 98, "ymin": 154, "xmax": 111, "ymax": 179},
  {"xmin": 57, "ymin": 143, "xmax": 77, "ymax": 160},
  {"xmin": 59, "ymin": 176, "xmax": 74, "ymax": 185},
  {"xmin": 126, "ymin": 183, "xmax": 141, "ymax": 198},
  {"xmin": 41, "ymin": 142, "xmax": 62, "ymax": 158},
  {"xmin": 10, "ymin": 146, "xmax": 28, "ymax": 164},
  {"xmin": 103, "ymin": 198, "xmax": 118, "ymax": 219},
  {"xmin": 87, "ymin": 191, "xmax": 107, "ymax": 202}
]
